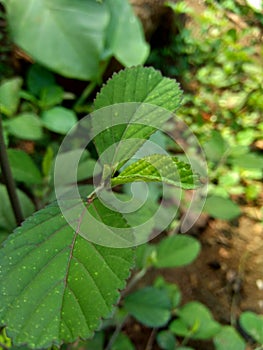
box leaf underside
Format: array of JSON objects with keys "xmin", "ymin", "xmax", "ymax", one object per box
[
  {"xmin": 0, "ymin": 200, "xmax": 133, "ymax": 348},
  {"xmin": 111, "ymin": 154, "xmax": 199, "ymax": 189}
]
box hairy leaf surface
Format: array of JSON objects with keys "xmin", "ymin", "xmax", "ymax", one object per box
[
  {"xmin": 94, "ymin": 66, "xmax": 182, "ymax": 110},
  {"xmin": 92, "ymin": 66, "xmax": 182, "ymax": 171},
  {"xmin": 0, "ymin": 200, "xmax": 133, "ymax": 348},
  {"xmin": 111, "ymin": 154, "xmax": 199, "ymax": 189}
]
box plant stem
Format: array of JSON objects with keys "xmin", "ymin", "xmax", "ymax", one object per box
[
  {"xmin": 0, "ymin": 117, "xmax": 23, "ymax": 225},
  {"xmin": 145, "ymin": 328, "xmax": 156, "ymax": 350},
  {"xmin": 104, "ymin": 268, "xmax": 148, "ymax": 349},
  {"xmin": 74, "ymin": 80, "xmax": 98, "ymax": 109},
  {"xmin": 121, "ymin": 268, "xmax": 148, "ymax": 297},
  {"xmin": 74, "ymin": 59, "xmax": 110, "ymax": 109},
  {"xmin": 104, "ymin": 315, "xmax": 129, "ymax": 350}
]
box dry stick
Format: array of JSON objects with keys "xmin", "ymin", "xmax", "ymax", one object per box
[
  {"xmin": 145, "ymin": 329, "xmax": 156, "ymax": 350},
  {"xmin": 0, "ymin": 117, "xmax": 23, "ymax": 225}
]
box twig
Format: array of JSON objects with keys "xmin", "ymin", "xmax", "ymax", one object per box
[
  {"xmin": 0, "ymin": 116, "xmax": 23, "ymax": 225},
  {"xmin": 104, "ymin": 315, "xmax": 129, "ymax": 350},
  {"xmin": 74, "ymin": 60, "xmax": 110, "ymax": 109},
  {"xmin": 121, "ymin": 268, "xmax": 147, "ymax": 298},
  {"xmin": 145, "ymin": 329, "xmax": 156, "ymax": 350},
  {"xmin": 74, "ymin": 80, "xmax": 98, "ymax": 109}
]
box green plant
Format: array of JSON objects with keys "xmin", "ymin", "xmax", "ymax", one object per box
[
  {"xmin": 0, "ymin": 66, "xmax": 201, "ymax": 348},
  {"xmin": 0, "ymin": 70, "xmax": 73, "ymax": 217},
  {"xmin": 148, "ymin": 0, "xmax": 263, "ymax": 218},
  {"xmin": 1, "ymin": 0, "xmax": 149, "ymax": 81}
]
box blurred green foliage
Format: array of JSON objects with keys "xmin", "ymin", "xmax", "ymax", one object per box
[{"xmin": 148, "ymin": 0, "xmax": 263, "ymax": 218}]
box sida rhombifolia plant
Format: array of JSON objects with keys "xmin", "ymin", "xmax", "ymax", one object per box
[{"xmin": 0, "ymin": 66, "xmax": 201, "ymax": 348}]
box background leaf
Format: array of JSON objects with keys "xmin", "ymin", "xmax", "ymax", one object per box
[
  {"xmin": 4, "ymin": 149, "xmax": 42, "ymax": 185},
  {"xmin": 6, "ymin": 113, "xmax": 43, "ymax": 140},
  {"xmin": 26, "ymin": 64, "xmax": 56, "ymax": 96},
  {"xmin": 42, "ymin": 107, "xmax": 77, "ymax": 135},
  {"xmin": 204, "ymin": 195, "xmax": 241, "ymax": 220},
  {"xmin": 157, "ymin": 330, "xmax": 176, "ymax": 350},
  {"xmin": 229, "ymin": 153, "xmax": 263, "ymax": 169},
  {"xmin": 0, "ymin": 184, "xmax": 35, "ymax": 242},
  {"xmin": 0, "ymin": 77, "xmax": 22, "ymax": 117},
  {"xmin": 124, "ymin": 287, "xmax": 171, "ymax": 328},
  {"xmin": 240, "ymin": 311, "xmax": 263, "ymax": 344},
  {"xmin": 76, "ymin": 332, "xmax": 104, "ymax": 350},
  {"xmin": 213, "ymin": 326, "xmax": 246, "ymax": 350},
  {"xmin": 5, "ymin": 0, "xmax": 148, "ymax": 80},
  {"xmin": 39, "ymin": 85, "xmax": 65, "ymax": 109},
  {"xmin": 170, "ymin": 302, "xmax": 222, "ymax": 340},
  {"xmin": 5, "ymin": 0, "xmax": 109, "ymax": 80},
  {"xmin": 105, "ymin": 0, "xmax": 149, "ymax": 66},
  {"xmin": 154, "ymin": 235, "xmax": 201, "ymax": 268},
  {"xmin": 111, "ymin": 332, "xmax": 135, "ymax": 350},
  {"xmin": 0, "ymin": 200, "xmax": 134, "ymax": 348},
  {"xmin": 203, "ymin": 130, "xmax": 229, "ymax": 162}
]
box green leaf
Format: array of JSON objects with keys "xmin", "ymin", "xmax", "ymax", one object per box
[
  {"xmin": 240, "ymin": 311, "xmax": 263, "ymax": 344},
  {"xmin": 112, "ymin": 154, "xmax": 199, "ymax": 190},
  {"xmin": 0, "ymin": 200, "xmax": 134, "ymax": 348},
  {"xmin": 5, "ymin": 0, "xmax": 109, "ymax": 80},
  {"xmin": 77, "ymin": 151, "xmax": 99, "ymax": 181},
  {"xmin": 154, "ymin": 235, "xmax": 200, "ymax": 268},
  {"xmin": 0, "ymin": 184, "xmax": 35, "ymax": 233},
  {"xmin": 213, "ymin": 326, "xmax": 246, "ymax": 350},
  {"xmin": 76, "ymin": 332, "xmax": 104, "ymax": 350},
  {"xmin": 6, "ymin": 113, "xmax": 43, "ymax": 140},
  {"xmin": 5, "ymin": 149, "xmax": 42, "ymax": 185},
  {"xmin": 154, "ymin": 277, "xmax": 181, "ymax": 309},
  {"xmin": 105, "ymin": 0, "xmax": 149, "ymax": 66},
  {"xmin": 157, "ymin": 330, "xmax": 176, "ymax": 350},
  {"xmin": 111, "ymin": 332, "xmax": 135, "ymax": 350},
  {"xmin": 27, "ymin": 64, "xmax": 56, "ymax": 96},
  {"xmin": 124, "ymin": 287, "xmax": 171, "ymax": 328},
  {"xmin": 203, "ymin": 131, "xmax": 229, "ymax": 162},
  {"xmin": 204, "ymin": 196, "xmax": 241, "ymax": 220},
  {"xmin": 94, "ymin": 66, "xmax": 182, "ymax": 111},
  {"xmin": 172, "ymin": 302, "xmax": 222, "ymax": 340},
  {"xmin": 169, "ymin": 319, "xmax": 190, "ymax": 337},
  {"xmin": 135, "ymin": 243, "xmax": 157, "ymax": 269},
  {"xmin": 42, "ymin": 146, "xmax": 54, "ymax": 178},
  {"xmin": 0, "ymin": 77, "xmax": 22, "ymax": 117},
  {"xmin": 42, "ymin": 107, "xmax": 77, "ymax": 134},
  {"xmin": 5, "ymin": 0, "xmax": 148, "ymax": 80},
  {"xmin": 97, "ymin": 191, "xmax": 155, "ymax": 246},
  {"xmin": 229, "ymin": 153, "xmax": 263, "ymax": 169},
  {"xmin": 39, "ymin": 85, "xmax": 65, "ymax": 109},
  {"xmin": 92, "ymin": 66, "xmax": 182, "ymax": 170}
]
